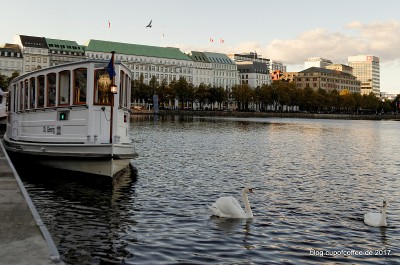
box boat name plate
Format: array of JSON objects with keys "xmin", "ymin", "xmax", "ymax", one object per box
[{"xmin": 43, "ymin": 125, "xmax": 56, "ymax": 134}]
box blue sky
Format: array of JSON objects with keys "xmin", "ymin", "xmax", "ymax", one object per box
[{"xmin": 2, "ymin": 0, "xmax": 400, "ymax": 94}]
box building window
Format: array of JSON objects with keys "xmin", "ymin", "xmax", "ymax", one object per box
[
  {"xmin": 32, "ymin": 57, "xmax": 36, "ymax": 62},
  {"xmin": 25, "ymin": 56, "xmax": 30, "ymax": 62}
]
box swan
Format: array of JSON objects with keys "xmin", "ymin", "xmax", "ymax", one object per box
[
  {"xmin": 208, "ymin": 187, "xmax": 254, "ymax": 218},
  {"xmin": 364, "ymin": 201, "xmax": 387, "ymax": 227}
]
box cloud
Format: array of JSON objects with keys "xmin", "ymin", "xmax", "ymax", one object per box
[
  {"xmin": 257, "ymin": 21, "xmax": 400, "ymax": 65},
  {"xmin": 176, "ymin": 21, "xmax": 400, "ymax": 67}
]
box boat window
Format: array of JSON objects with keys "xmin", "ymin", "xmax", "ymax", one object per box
[
  {"xmin": 119, "ymin": 70, "xmax": 124, "ymax": 107},
  {"xmin": 24, "ymin": 79, "xmax": 28, "ymax": 110},
  {"xmin": 59, "ymin": 70, "xmax": 71, "ymax": 106},
  {"xmin": 47, "ymin": 73, "xmax": 56, "ymax": 106},
  {"xmin": 37, "ymin": 75, "xmax": 45, "ymax": 108},
  {"xmin": 13, "ymin": 84, "xmax": 18, "ymax": 112},
  {"xmin": 18, "ymin": 81, "xmax": 23, "ymax": 111},
  {"xmin": 29, "ymin": 79, "xmax": 35, "ymax": 109},
  {"xmin": 126, "ymin": 75, "xmax": 130, "ymax": 108},
  {"xmin": 73, "ymin": 68, "xmax": 87, "ymax": 104},
  {"xmin": 94, "ymin": 69, "xmax": 111, "ymax": 105}
]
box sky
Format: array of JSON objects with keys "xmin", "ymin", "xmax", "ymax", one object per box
[{"xmin": 2, "ymin": 0, "xmax": 400, "ymax": 94}]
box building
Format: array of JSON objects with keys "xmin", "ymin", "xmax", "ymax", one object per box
[
  {"xmin": 84, "ymin": 39, "xmax": 194, "ymax": 85},
  {"xmin": 270, "ymin": 60, "xmax": 286, "ymax": 72},
  {"xmin": 305, "ymin": 57, "xmax": 332, "ymax": 69},
  {"xmin": 227, "ymin": 52, "xmax": 271, "ymax": 87},
  {"xmin": 188, "ymin": 51, "xmax": 213, "ymax": 86},
  {"xmin": 0, "ymin": 44, "xmax": 22, "ymax": 76},
  {"xmin": 188, "ymin": 51, "xmax": 238, "ymax": 88},
  {"xmin": 279, "ymin": 72, "xmax": 298, "ymax": 83},
  {"xmin": 14, "ymin": 35, "xmax": 49, "ymax": 74},
  {"xmin": 325, "ymin": 64, "xmax": 353, "ymax": 75},
  {"xmin": 236, "ymin": 61, "xmax": 271, "ymax": 87},
  {"xmin": 46, "ymin": 38, "xmax": 85, "ymax": 66},
  {"xmin": 348, "ymin": 55, "xmax": 380, "ymax": 96},
  {"xmin": 296, "ymin": 67, "xmax": 361, "ymax": 93}
]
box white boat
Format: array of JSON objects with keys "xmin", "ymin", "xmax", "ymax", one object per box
[{"xmin": 3, "ymin": 53, "xmax": 138, "ymax": 178}]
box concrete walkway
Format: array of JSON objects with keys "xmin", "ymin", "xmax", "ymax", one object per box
[{"xmin": 0, "ymin": 140, "xmax": 63, "ymax": 265}]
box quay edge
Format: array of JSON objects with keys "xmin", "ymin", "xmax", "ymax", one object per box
[{"xmin": 0, "ymin": 140, "xmax": 63, "ymax": 265}]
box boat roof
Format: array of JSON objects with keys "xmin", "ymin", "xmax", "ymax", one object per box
[{"xmin": 9, "ymin": 59, "xmax": 130, "ymax": 84}]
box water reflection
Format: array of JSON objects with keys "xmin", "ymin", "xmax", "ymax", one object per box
[{"xmin": 17, "ymin": 165, "xmax": 138, "ymax": 264}]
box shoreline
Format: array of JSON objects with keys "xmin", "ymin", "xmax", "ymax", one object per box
[{"xmin": 132, "ymin": 110, "xmax": 400, "ymax": 121}]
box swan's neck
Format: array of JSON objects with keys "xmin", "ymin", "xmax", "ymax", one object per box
[
  {"xmin": 242, "ymin": 191, "xmax": 253, "ymax": 217},
  {"xmin": 381, "ymin": 207, "xmax": 387, "ymax": 224}
]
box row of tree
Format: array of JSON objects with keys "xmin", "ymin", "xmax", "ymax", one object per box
[
  {"xmin": 2, "ymin": 72, "xmax": 399, "ymax": 114},
  {"xmin": 132, "ymin": 75, "xmax": 400, "ymax": 114}
]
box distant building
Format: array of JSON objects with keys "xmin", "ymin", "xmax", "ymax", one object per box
[
  {"xmin": 227, "ymin": 52, "xmax": 271, "ymax": 88},
  {"xmin": 348, "ymin": 55, "xmax": 380, "ymax": 96},
  {"xmin": 270, "ymin": 60, "xmax": 286, "ymax": 72},
  {"xmin": 187, "ymin": 51, "xmax": 213, "ymax": 86},
  {"xmin": 279, "ymin": 72, "xmax": 298, "ymax": 83},
  {"xmin": 270, "ymin": 70, "xmax": 282, "ymax": 81},
  {"xmin": 236, "ymin": 61, "xmax": 271, "ymax": 87},
  {"xmin": 227, "ymin": 52, "xmax": 270, "ymax": 68},
  {"xmin": 324, "ymin": 64, "xmax": 353, "ymax": 75},
  {"xmin": 296, "ymin": 67, "xmax": 360, "ymax": 93},
  {"xmin": 46, "ymin": 38, "xmax": 85, "ymax": 66},
  {"xmin": 270, "ymin": 70, "xmax": 298, "ymax": 83},
  {"xmin": 305, "ymin": 57, "xmax": 332, "ymax": 69},
  {"xmin": 0, "ymin": 44, "xmax": 22, "ymax": 76},
  {"xmin": 189, "ymin": 51, "xmax": 238, "ymax": 88},
  {"xmin": 84, "ymin": 39, "xmax": 194, "ymax": 85},
  {"xmin": 14, "ymin": 35, "xmax": 49, "ymax": 74}
]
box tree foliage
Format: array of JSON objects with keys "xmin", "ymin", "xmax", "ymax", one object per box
[{"xmin": 130, "ymin": 76, "xmax": 394, "ymax": 113}]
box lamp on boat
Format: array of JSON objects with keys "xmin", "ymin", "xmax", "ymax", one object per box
[{"xmin": 111, "ymin": 84, "xmax": 117, "ymax": 94}]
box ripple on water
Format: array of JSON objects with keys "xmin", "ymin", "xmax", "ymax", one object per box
[{"xmin": 19, "ymin": 117, "xmax": 400, "ymax": 264}]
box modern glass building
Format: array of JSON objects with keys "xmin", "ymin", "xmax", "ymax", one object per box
[{"xmin": 348, "ymin": 55, "xmax": 380, "ymax": 96}]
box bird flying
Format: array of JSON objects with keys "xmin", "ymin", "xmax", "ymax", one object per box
[{"xmin": 146, "ymin": 19, "xmax": 152, "ymax": 28}]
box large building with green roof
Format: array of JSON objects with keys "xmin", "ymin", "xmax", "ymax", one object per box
[
  {"xmin": 84, "ymin": 39, "xmax": 195, "ymax": 85},
  {"xmin": 45, "ymin": 38, "xmax": 85, "ymax": 66},
  {"xmin": 188, "ymin": 51, "xmax": 238, "ymax": 89}
]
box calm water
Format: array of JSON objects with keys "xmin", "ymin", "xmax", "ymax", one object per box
[{"xmin": 18, "ymin": 115, "xmax": 400, "ymax": 264}]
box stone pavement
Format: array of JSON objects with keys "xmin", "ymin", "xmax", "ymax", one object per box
[{"xmin": 0, "ymin": 140, "xmax": 63, "ymax": 265}]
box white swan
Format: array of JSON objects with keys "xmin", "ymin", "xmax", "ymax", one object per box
[
  {"xmin": 208, "ymin": 187, "xmax": 254, "ymax": 218},
  {"xmin": 364, "ymin": 201, "xmax": 387, "ymax": 227}
]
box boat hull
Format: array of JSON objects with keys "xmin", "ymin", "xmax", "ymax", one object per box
[{"xmin": 2, "ymin": 134, "xmax": 138, "ymax": 178}]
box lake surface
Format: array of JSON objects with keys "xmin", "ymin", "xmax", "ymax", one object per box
[{"xmin": 18, "ymin": 115, "xmax": 400, "ymax": 264}]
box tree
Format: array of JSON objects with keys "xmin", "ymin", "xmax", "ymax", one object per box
[
  {"xmin": 231, "ymin": 84, "xmax": 253, "ymax": 111},
  {"xmin": 0, "ymin": 71, "xmax": 20, "ymax": 91},
  {"xmin": 258, "ymin": 84, "xmax": 273, "ymax": 111},
  {"xmin": 175, "ymin": 77, "xmax": 190, "ymax": 109},
  {"xmin": 157, "ymin": 80, "xmax": 168, "ymax": 108},
  {"xmin": 194, "ymin": 83, "xmax": 209, "ymax": 109}
]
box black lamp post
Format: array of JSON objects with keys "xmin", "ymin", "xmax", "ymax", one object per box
[{"xmin": 109, "ymin": 51, "xmax": 117, "ymax": 144}]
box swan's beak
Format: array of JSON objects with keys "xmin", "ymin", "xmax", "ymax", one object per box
[{"xmin": 248, "ymin": 188, "xmax": 254, "ymax": 194}]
